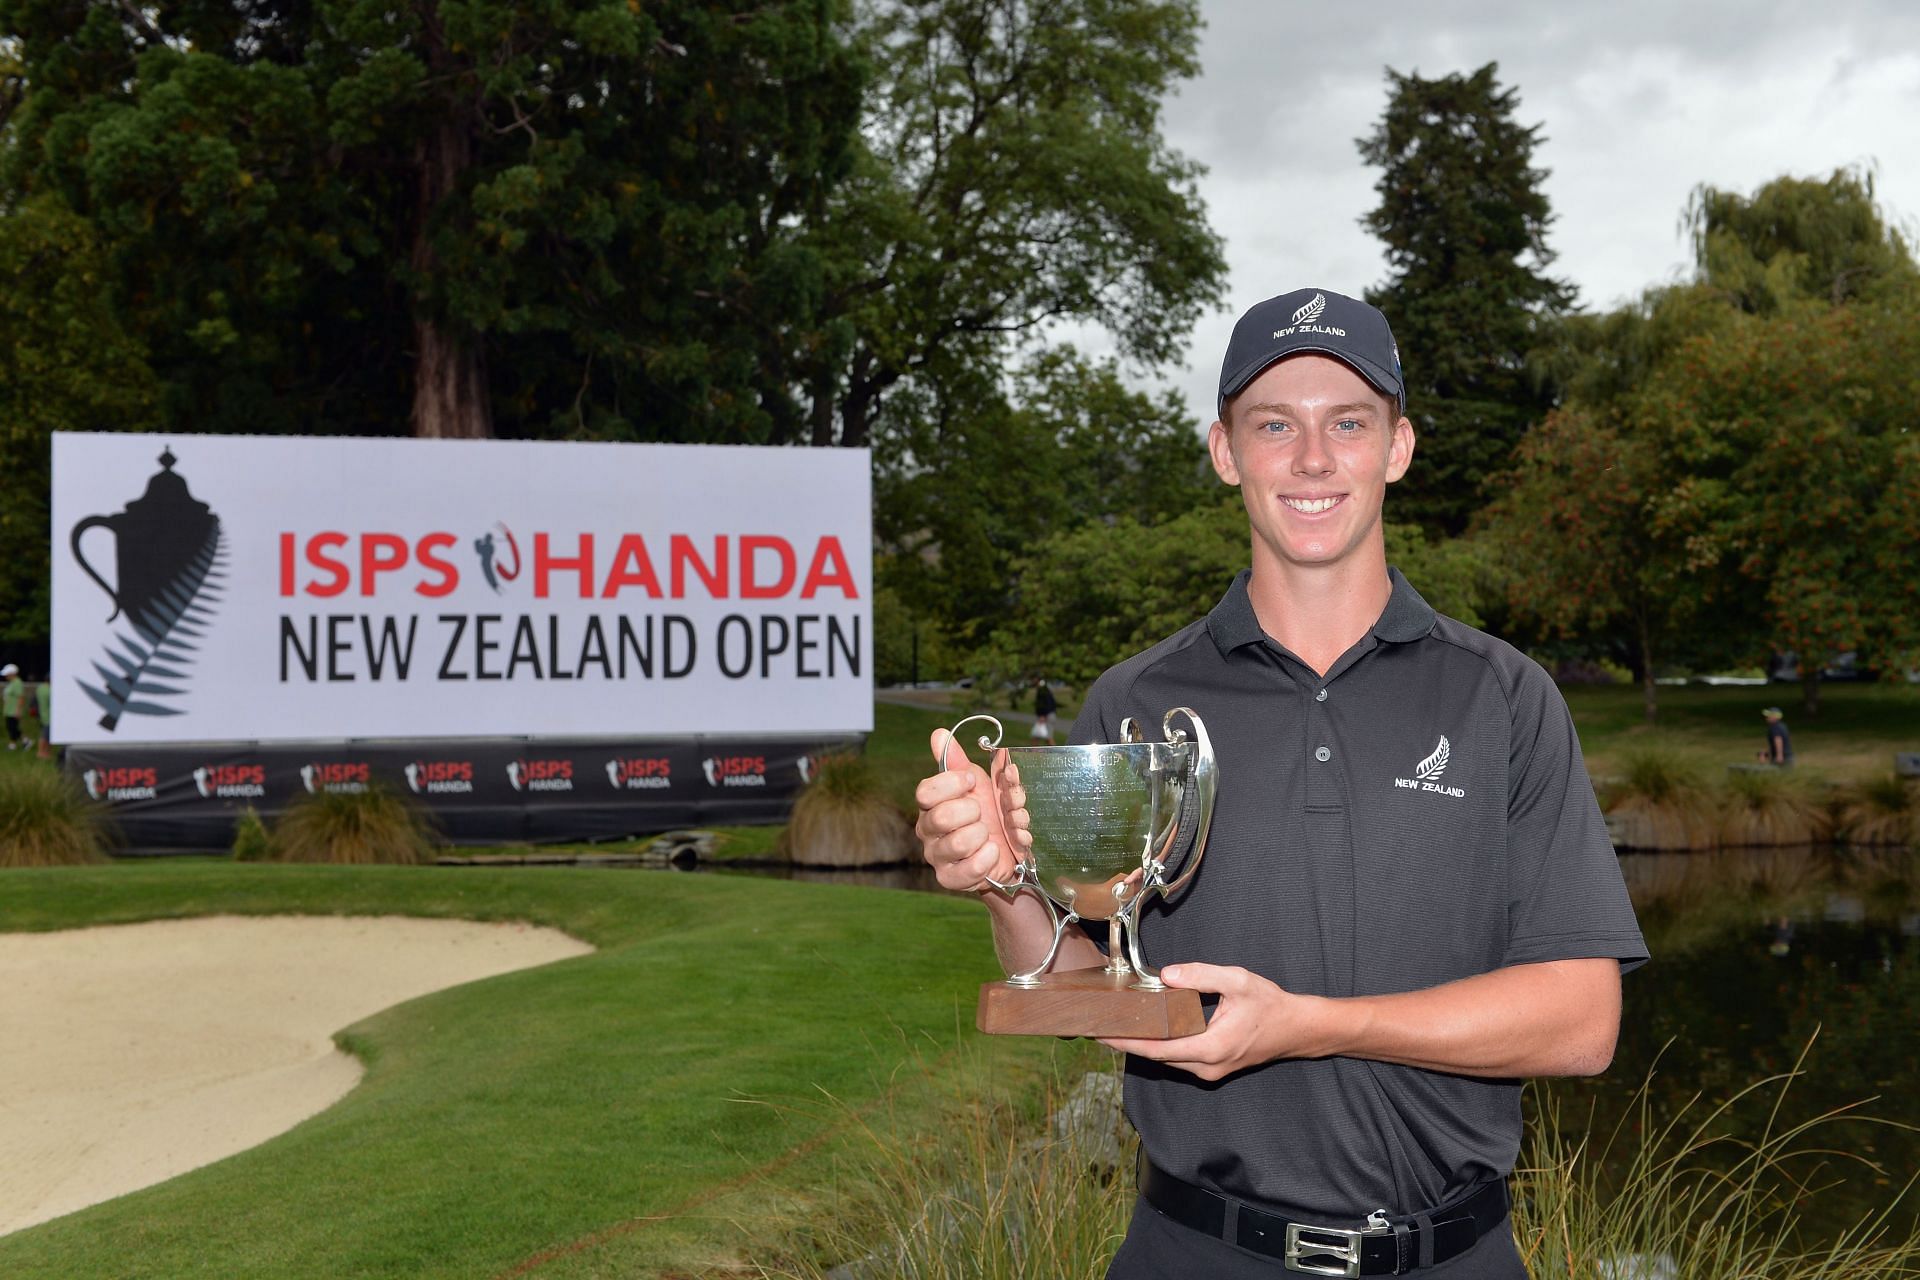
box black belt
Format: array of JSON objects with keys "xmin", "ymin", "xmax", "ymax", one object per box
[{"xmin": 1138, "ymin": 1158, "xmax": 1509, "ymax": 1276}]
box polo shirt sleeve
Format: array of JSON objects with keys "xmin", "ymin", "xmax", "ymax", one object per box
[
  {"xmin": 1068, "ymin": 672, "xmax": 1118, "ymax": 748},
  {"xmin": 1502, "ymin": 664, "xmax": 1648, "ymax": 972}
]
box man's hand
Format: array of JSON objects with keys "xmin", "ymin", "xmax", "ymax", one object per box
[
  {"xmin": 1100, "ymin": 963, "xmax": 1332, "ymax": 1081},
  {"xmin": 913, "ymin": 729, "xmax": 1030, "ymax": 893}
]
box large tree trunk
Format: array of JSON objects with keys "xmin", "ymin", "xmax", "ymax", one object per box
[
  {"xmin": 408, "ymin": 19, "xmax": 490, "ymax": 440},
  {"xmin": 412, "ymin": 313, "xmax": 491, "ymax": 438},
  {"xmin": 1801, "ymin": 670, "xmax": 1822, "ymax": 718}
]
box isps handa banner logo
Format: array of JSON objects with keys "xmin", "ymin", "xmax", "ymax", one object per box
[{"xmin": 69, "ymin": 448, "xmax": 226, "ymax": 733}]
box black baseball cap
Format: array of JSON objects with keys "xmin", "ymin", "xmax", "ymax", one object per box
[{"xmin": 1217, "ymin": 287, "xmax": 1405, "ymax": 417}]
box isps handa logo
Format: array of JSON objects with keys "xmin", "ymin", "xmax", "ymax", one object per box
[
  {"xmin": 70, "ymin": 448, "xmax": 226, "ymax": 733},
  {"xmin": 605, "ymin": 757, "xmax": 672, "ymax": 790},
  {"xmin": 507, "ymin": 758, "xmax": 574, "ymax": 792},
  {"xmin": 301, "ymin": 762, "xmax": 371, "ymax": 795},
  {"xmin": 194, "ymin": 763, "xmax": 266, "ymax": 799},
  {"xmin": 406, "ymin": 760, "xmax": 475, "ymax": 795},
  {"xmin": 702, "ymin": 755, "xmax": 766, "ymax": 788},
  {"xmin": 82, "ymin": 765, "xmax": 159, "ymax": 802}
]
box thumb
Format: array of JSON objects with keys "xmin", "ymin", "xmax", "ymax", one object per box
[{"xmin": 928, "ymin": 727, "xmax": 972, "ymax": 772}]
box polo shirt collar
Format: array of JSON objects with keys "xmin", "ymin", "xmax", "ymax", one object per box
[{"xmin": 1207, "ymin": 566, "xmax": 1437, "ymax": 657}]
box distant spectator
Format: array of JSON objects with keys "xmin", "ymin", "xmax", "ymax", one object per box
[
  {"xmin": 34, "ymin": 676, "xmax": 52, "ymax": 760},
  {"xmin": 1758, "ymin": 706, "xmax": 1794, "ymax": 767},
  {"xmin": 1031, "ymin": 676, "xmax": 1057, "ymax": 743},
  {"xmin": 2, "ymin": 663, "xmax": 23, "ymax": 749}
]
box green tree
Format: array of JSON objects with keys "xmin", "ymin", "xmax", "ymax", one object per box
[
  {"xmin": 1, "ymin": 0, "xmax": 862, "ymax": 440},
  {"xmin": 1495, "ymin": 171, "xmax": 1920, "ymax": 719},
  {"xmin": 1358, "ymin": 62, "xmax": 1575, "ymax": 536},
  {"xmin": 0, "ymin": 195, "xmax": 160, "ymax": 642},
  {"xmin": 800, "ymin": 0, "xmax": 1227, "ymax": 450},
  {"xmin": 1482, "ymin": 395, "xmax": 1742, "ymax": 726},
  {"xmin": 1686, "ymin": 165, "xmax": 1919, "ymax": 314},
  {"xmin": 981, "ymin": 498, "xmax": 1491, "ymax": 687},
  {"xmin": 1645, "ymin": 297, "xmax": 1920, "ymax": 716},
  {"xmin": 877, "ymin": 347, "xmax": 1216, "ymax": 652}
]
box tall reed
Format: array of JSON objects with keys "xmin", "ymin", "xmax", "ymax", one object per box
[
  {"xmin": 767, "ymin": 1039, "xmax": 1920, "ymax": 1280},
  {"xmin": 1517, "ymin": 1039, "xmax": 1920, "ymax": 1279},
  {"xmin": 763, "ymin": 1055, "xmax": 1133, "ymax": 1280}
]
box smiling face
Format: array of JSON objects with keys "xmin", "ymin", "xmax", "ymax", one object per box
[{"xmin": 1208, "ymin": 353, "xmax": 1415, "ymax": 578}]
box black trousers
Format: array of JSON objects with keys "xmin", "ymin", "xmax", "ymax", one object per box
[
  {"xmin": 4, "ymin": 716, "xmax": 19, "ymax": 744},
  {"xmin": 1105, "ymin": 1196, "xmax": 1530, "ymax": 1279}
]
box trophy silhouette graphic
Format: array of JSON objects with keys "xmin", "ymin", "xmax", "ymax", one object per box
[{"xmin": 70, "ymin": 448, "xmax": 226, "ymax": 731}]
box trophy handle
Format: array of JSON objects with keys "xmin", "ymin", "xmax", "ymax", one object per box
[
  {"xmin": 938, "ymin": 714, "xmax": 1032, "ymax": 897},
  {"xmin": 1150, "ymin": 707, "xmax": 1216, "ymax": 901},
  {"xmin": 71, "ymin": 515, "xmax": 125, "ymax": 621}
]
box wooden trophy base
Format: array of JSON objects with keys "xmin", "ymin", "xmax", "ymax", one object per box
[{"xmin": 976, "ymin": 966, "xmax": 1205, "ymax": 1039}]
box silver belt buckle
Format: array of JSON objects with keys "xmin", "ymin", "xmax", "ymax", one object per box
[{"xmin": 1283, "ymin": 1211, "xmax": 1390, "ymax": 1277}]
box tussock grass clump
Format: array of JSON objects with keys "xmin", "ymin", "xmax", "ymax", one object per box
[
  {"xmin": 781, "ymin": 753, "xmax": 915, "ymax": 868},
  {"xmin": 1839, "ymin": 775, "xmax": 1920, "ymax": 849},
  {"xmin": 1719, "ymin": 768, "xmax": 1832, "ymax": 848},
  {"xmin": 230, "ymin": 807, "xmax": 272, "ymax": 861},
  {"xmin": 269, "ymin": 786, "xmax": 439, "ymax": 865},
  {"xmin": 0, "ymin": 765, "xmax": 112, "ymax": 867},
  {"xmin": 1605, "ymin": 750, "xmax": 1720, "ymax": 851},
  {"xmin": 769, "ymin": 1058, "xmax": 1133, "ymax": 1280}
]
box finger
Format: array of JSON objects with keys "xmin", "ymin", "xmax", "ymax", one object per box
[
  {"xmin": 1098, "ymin": 1032, "xmax": 1213, "ymax": 1060},
  {"xmin": 923, "ymin": 794, "xmax": 984, "ymax": 839},
  {"xmin": 914, "ymin": 768, "xmax": 975, "ymax": 811},
  {"xmin": 1158, "ymin": 962, "xmax": 1245, "ymax": 994}
]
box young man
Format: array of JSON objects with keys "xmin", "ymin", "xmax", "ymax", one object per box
[{"xmin": 915, "ymin": 289, "xmax": 1646, "ymax": 1278}]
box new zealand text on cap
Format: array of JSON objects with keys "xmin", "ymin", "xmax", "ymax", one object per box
[{"xmin": 1217, "ymin": 288, "xmax": 1405, "ymax": 415}]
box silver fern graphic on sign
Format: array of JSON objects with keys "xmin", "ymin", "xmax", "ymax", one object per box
[
  {"xmin": 70, "ymin": 448, "xmax": 226, "ymax": 732},
  {"xmin": 1413, "ymin": 735, "xmax": 1450, "ymax": 781},
  {"xmin": 1291, "ymin": 292, "xmax": 1327, "ymax": 326}
]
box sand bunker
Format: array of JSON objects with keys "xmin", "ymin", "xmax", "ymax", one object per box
[{"xmin": 0, "ymin": 914, "xmax": 591, "ymax": 1236}]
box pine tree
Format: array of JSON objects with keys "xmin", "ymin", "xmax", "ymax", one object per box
[{"xmin": 1357, "ymin": 63, "xmax": 1575, "ymax": 536}]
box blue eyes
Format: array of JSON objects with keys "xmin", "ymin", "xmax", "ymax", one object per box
[{"xmin": 1258, "ymin": 419, "xmax": 1364, "ymax": 434}]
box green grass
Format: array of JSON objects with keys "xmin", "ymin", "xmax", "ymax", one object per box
[
  {"xmin": 0, "ymin": 863, "xmax": 1047, "ymax": 1279},
  {"xmin": 1566, "ymin": 681, "xmax": 1920, "ymax": 784}
]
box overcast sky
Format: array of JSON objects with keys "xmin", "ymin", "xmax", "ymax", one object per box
[{"xmin": 1111, "ymin": 0, "xmax": 1920, "ymax": 428}]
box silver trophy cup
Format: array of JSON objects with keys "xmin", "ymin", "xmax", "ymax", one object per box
[{"xmin": 944, "ymin": 708, "xmax": 1217, "ymax": 1036}]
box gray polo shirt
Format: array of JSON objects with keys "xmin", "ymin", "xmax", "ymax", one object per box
[{"xmin": 1071, "ymin": 568, "xmax": 1647, "ymax": 1221}]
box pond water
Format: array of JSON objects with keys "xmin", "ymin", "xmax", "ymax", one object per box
[{"xmin": 696, "ymin": 845, "xmax": 1920, "ymax": 1239}]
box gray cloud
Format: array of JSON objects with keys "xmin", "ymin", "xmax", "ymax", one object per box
[{"xmin": 1119, "ymin": 0, "xmax": 1920, "ymax": 427}]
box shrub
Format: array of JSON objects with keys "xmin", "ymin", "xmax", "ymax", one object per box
[
  {"xmin": 269, "ymin": 786, "xmax": 440, "ymax": 865},
  {"xmin": 781, "ymin": 753, "xmax": 916, "ymax": 868},
  {"xmin": 1604, "ymin": 750, "xmax": 1719, "ymax": 851},
  {"xmin": 231, "ymin": 807, "xmax": 272, "ymax": 862},
  {"xmin": 0, "ymin": 765, "xmax": 113, "ymax": 867}
]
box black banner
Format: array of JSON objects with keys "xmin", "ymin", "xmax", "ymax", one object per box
[{"xmin": 65, "ymin": 735, "xmax": 864, "ymax": 854}]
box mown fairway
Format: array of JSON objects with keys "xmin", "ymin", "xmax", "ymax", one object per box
[{"xmin": 0, "ymin": 863, "xmax": 1047, "ymax": 1279}]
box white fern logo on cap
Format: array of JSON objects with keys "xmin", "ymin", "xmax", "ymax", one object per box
[
  {"xmin": 1291, "ymin": 292, "xmax": 1327, "ymax": 326},
  {"xmin": 1414, "ymin": 735, "xmax": 1450, "ymax": 781}
]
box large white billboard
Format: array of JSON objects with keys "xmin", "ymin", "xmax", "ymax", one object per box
[{"xmin": 52, "ymin": 434, "xmax": 872, "ymax": 744}]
